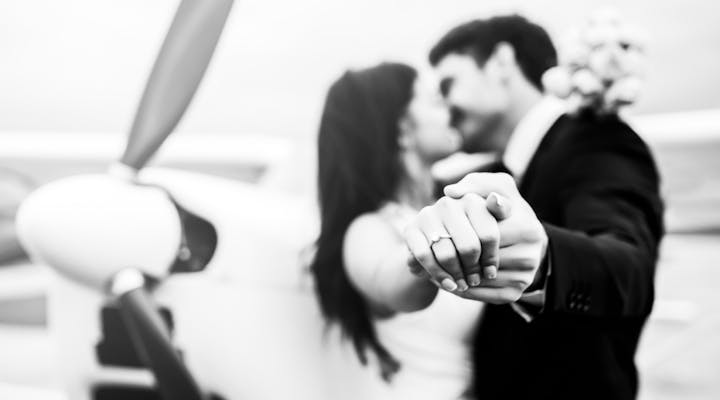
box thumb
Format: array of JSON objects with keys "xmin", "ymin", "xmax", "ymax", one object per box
[
  {"xmin": 443, "ymin": 172, "xmax": 517, "ymax": 200},
  {"xmin": 486, "ymin": 191, "xmax": 512, "ymax": 220}
]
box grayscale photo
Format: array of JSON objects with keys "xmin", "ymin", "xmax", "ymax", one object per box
[{"xmin": 0, "ymin": 1, "xmax": 718, "ymax": 399}]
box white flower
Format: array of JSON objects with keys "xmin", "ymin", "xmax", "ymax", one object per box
[
  {"xmin": 572, "ymin": 69, "xmax": 603, "ymax": 95},
  {"xmin": 588, "ymin": 44, "xmax": 625, "ymax": 81},
  {"xmin": 542, "ymin": 67, "xmax": 573, "ymax": 98},
  {"xmin": 565, "ymin": 92, "xmax": 585, "ymax": 112},
  {"xmin": 557, "ymin": 28, "xmax": 591, "ymax": 66},
  {"xmin": 561, "ymin": 42, "xmax": 592, "ymax": 67},
  {"xmin": 605, "ymin": 76, "xmax": 643, "ymax": 106},
  {"xmin": 552, "ymin": 9, "xmax": 648, "ymax": 115}
]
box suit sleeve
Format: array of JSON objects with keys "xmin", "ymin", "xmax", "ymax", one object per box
[{"xmin": 542, "ymin": 141, "xmax": 664, "ymax": 318}]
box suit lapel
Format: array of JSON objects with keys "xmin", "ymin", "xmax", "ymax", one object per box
[{"xmin": 517, "ymin": 114, "xmax": 569, "ymax": 197}]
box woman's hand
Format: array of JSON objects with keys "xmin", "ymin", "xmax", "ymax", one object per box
[
  {"xmin": 404, "ymin": 190, "xmax": 511, "ymax": 292},
  {"xmin": 405, "ymin": 172, "xmax": 548, "ymax": 305}
]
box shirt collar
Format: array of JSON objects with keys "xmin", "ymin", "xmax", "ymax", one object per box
[{"xmin": 502, "ymin": 96, "xmax": 567, "ymax": 182}]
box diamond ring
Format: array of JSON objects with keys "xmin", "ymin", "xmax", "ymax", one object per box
[{"xmin": 429, "ymin": 233, "xmax": 453, "ymax": 246}]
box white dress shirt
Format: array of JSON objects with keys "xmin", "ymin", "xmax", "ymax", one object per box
[{"xmin": 502, "ymin": 96, "xmax": 568, "ymax": 182}]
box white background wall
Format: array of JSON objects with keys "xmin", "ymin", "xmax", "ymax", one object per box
[{"xmin": 1, "ymin": 0, "xmax": 719, "ymax": 138}]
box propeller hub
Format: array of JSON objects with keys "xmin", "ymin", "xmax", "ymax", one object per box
[{"xmin": 16, "ymin": 173, "xmax": 182, "ymax": 290}]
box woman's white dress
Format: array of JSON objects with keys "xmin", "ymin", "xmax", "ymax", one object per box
[{"xmin": 362, "ymin": 202, "xmax": 485, "ymax": 400}]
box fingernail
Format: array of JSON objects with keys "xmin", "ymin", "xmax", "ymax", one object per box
[
  {"xmin": 456, "ymin": 279, "xmax": 469, "ymax": 292},
  {"xmin": 485, "ymin": 266, "xmax": 497, "ymax": 279},
  {"xmin": 468, "ymin": 273, "xmax": 481, "ymax": 287},
  {"xmin": 491, "ymin": 192, "xmax": 504, "ymax": 208},
  {"xmin": 441, "ymin": 278, "xmax": 458, "ymax": 292}
]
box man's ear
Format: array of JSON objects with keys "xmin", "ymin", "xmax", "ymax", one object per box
[
  {"xmin": 494, "ymin": 42, "xmax": 516, "ymax": 66},
  {"xmin": 488, "ymin": 42, "xmax": 517, "ymax": 84}
]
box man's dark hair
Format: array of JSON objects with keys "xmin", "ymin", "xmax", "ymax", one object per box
[{"xmin": 429, "ymin": 15, "xmax": 557, "ymax": 91}]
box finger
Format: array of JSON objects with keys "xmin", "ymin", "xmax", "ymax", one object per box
[
  {"xmin": 498, "ymin": 244, "xmax": 542, "ymax": 272},
  {"xmin": 462, "ymin": 194, "xmax": 500, "ymax": 280},
  {"xmin": 443, "ymin": 172, "xmax": 518, "ymax": 200},
  {"xmin": 472, "ymin": 270, "xmax": 532, "ymax": 291},
  {"xmin": 496, "ymin": 216, "xmax": 544, "ymax": 248},
  {"xmin": 478, "ymin": 192, "xmax": 508, "ymax": 281},
  {"xmin": 436, "ymin": 198, "xmax": 482, "ymax": 287},
  {"xmin": 431, "ymin": 239, "xmax": 468, "ymax": 291},
  {"xmin": 454, "ymin": 286, "xmax": 522, "ymax": 304},
  {"xmin": 486, "ymin": 191, "xmax": 513, "ymax": 221},
  {"xmin": 482, "ymin": 265, "xmax": 498, "ymax": 281},
  {"xmin": 418, "ymin": 207, "xmax": 468, "ymax": 291},
  {"xmin": 405, "ymin": 225, "xmax": 457, "ymax": 292},
  {"xmin": 406, "ymin": 251, "xmax": 430, "ymax": 278}
]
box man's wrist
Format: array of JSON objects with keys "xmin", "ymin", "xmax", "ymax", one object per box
[
  {"xmin": 526, "ymin": 251, "xmax": 549, "ymax": 293},
  {"xmin": 525, "ymin": 225, "xmax": 549, "ymax": 293},
  {"xmin": 513, "ymin": 251, "xmax": 549, "ymax": 319}
]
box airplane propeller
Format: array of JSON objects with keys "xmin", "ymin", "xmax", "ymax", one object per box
[{"xmin": 16, "ymin": 1, "xmax": 235, "ymax": 399}]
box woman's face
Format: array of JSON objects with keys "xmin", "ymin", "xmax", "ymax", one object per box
[{"xmin": 402, "ymin": 74, "xmax": 462, "ymax": 161}]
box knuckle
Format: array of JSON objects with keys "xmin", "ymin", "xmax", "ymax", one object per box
[
  {"xmin": 464, "ymin": 264, "xmax": 482, "ymax": 273},
  {"xmin": 531, "ymin": 226, "xmax": 546, "ymax": 242},
  {"xmin": 501, "ymin": 288, "xmax": 522, "ymax": 302},
  {"xmin": 402, "ymin": 225, "xmax": 417, "ymax": 238},
  {"xmin": 436, "ymin": 196, "xmax": 456, "ymax": 210},
  {"xmin": 455, "ymin": 243, "xmax": 481, "ymax": 259},
  {"xmin": 461, "ymin": 192, "xmax": 483, "ymax": 206},
  {"xmin": 418, "ymin": 206, "xmax": 434, "ymax": 218},
  {"xmin": 517, "ymin": 257, "xmax": 537, "ymax": 270},
  {"xmin": 467, "ymin": 172, "xmax": 482, "ymax": 182},
  {"xmin": 478, "ymin": 229, "xmax": 500, "ymax": 245},
  {"xmin": 498, "ymin": 172, "xmax": 514, "ymax": 186},
  {"xmin": 424, "ymin": 264, "xmax": 443, "ymax": 275},
  {"xmin": 519, "ymin": 279, "xmax": 532, "ymax": 291},
  {"xmin": 434, "ymin": 253, "xmax": 456, "ymax": 266},
  {"xmin": 414, "ymin": 251, "xmax": 434, "ymax": 266}
]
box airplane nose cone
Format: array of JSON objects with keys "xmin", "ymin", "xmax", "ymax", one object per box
[{"xmin": 15, "ymin": 174, "xmax": 182, "ymax": 291}]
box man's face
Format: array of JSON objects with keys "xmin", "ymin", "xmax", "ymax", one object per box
[{"xmin": 435, "ymin": 53, "xmax": 510, "ymax": 153}]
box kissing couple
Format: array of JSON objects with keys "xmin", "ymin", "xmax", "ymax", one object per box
[{"xmin": 310, "ymin": 14, "xmax": 663, "ymax": 400}]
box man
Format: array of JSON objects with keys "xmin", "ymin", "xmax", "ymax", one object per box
[{"xmin": 404, "ymin": 15, "xmax": 664, "ymax": 399}]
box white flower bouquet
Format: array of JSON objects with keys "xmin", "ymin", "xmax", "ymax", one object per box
[{"xmin": 542, "ymin": 10, "xmax": 648, "ymax": 115}]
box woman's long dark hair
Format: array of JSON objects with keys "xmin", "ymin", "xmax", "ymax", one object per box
[{"xmin": 310, "ymin": 63, "xmax": 417, "ymax": 380}]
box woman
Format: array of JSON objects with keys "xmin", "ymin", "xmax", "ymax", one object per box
[{"xmin": 310, "ymin": 63, "xmax": 483, "ymax": 399}]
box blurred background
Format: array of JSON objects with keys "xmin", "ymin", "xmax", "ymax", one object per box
[{"xmin": 0, "ymin": 0, "xmax": 718, "ymax": 399}]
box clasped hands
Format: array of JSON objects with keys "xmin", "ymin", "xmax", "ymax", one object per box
[{"xmin": 405, "ymin": 173, "xmax": 548, "ymax": 304}]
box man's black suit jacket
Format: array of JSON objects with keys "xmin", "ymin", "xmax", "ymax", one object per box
[{"xmin": 471, "ymin": 113, "xmax": 664, "ymax": 400}]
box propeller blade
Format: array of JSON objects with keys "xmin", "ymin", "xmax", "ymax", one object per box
[
  {"xmin": 114, "ymin": 269, "xmax": 206, "ymax": 400},
  {"xmin": 120, "ymin": 0, "xmax": 234, "ymax": 171}
]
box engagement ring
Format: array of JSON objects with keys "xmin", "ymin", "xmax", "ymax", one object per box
[{"xmin": 429, "ymin": 233, "xmax": 453, "ymax": 246}]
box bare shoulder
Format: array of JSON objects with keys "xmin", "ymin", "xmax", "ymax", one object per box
[
  {"xmin": 343, "ymin": 212, "xmax": 403, "ymax": 285},
  {"xmin": 344, "ymin": 212, "xmax": 401, "ymax": 263}
]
